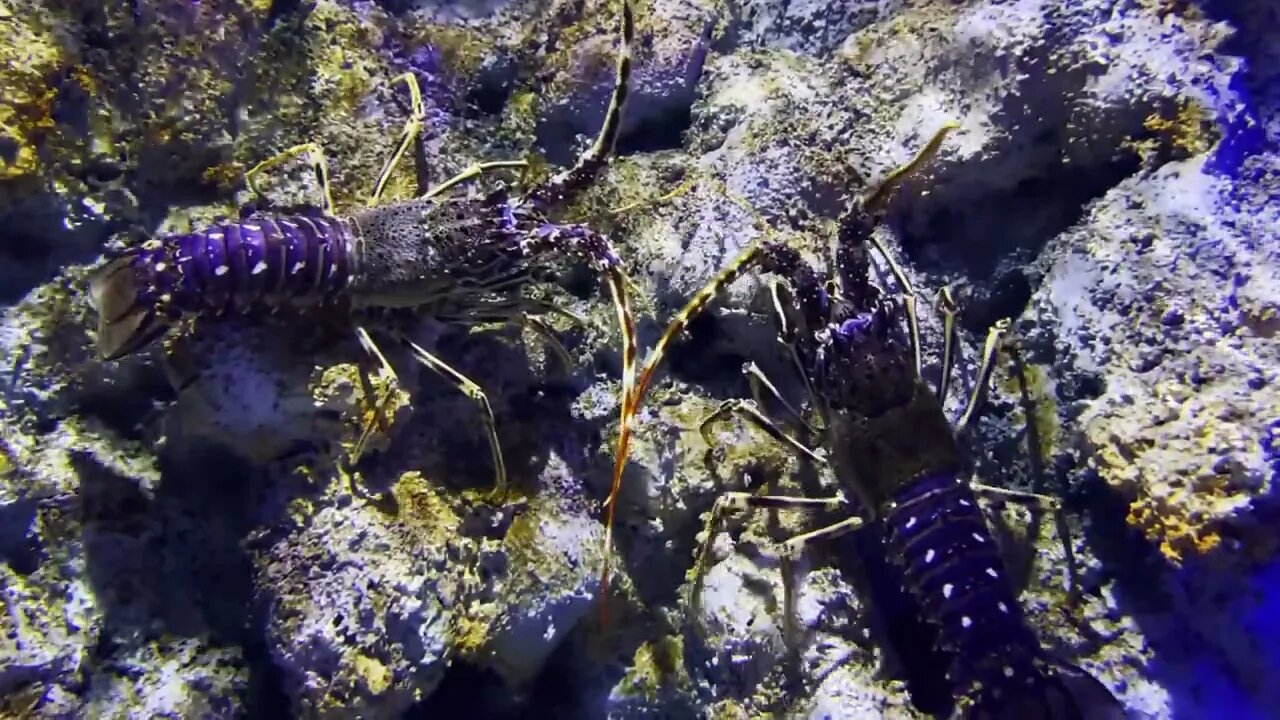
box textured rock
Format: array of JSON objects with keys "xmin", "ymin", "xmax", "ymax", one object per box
[
  {"xmin": 1, "ymin": 0, "xmax": 1278, "ymax": 717},
  {"xmin": 256, "ymin": 477, "xmax": 455, "ymax": 717}
]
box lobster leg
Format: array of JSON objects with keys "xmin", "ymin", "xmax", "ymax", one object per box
[
  {"xmin": 422, "ymin": 160, "xmax": 530, "ymax": 200},
  {"xmin": 370, "ymin": 73, "xmax": 530, "ymax": 202},
  {"xmin": 934, "ymin": 286, "xmax": 959, "ymax": 402},
  {"xmin": 686, "ymin": 491, "xmax": 847, "ymax": 627},
  {"xmin": 698, "ymin": 398, "xmax": 827, "ymax": 466},
  {"xmin": 245, "ymin": 142, "xmax": 334, "ymax": 215},
  {"xmin": 369, "ymin": 72, "xmax": 427, "ymax": 206},
  {"xmin": 763, "ymin": 281, "xmax": 822, "ymax": 420},
  {"xmin": 866, "ymin": 234, "xmax": 923, "ymax": 377},
  {"xmin": 349, "ymin": 325, "xmax": 404, "ymax": 469},
  {"xmin": 777, "ymin": 514, "xmax": 867, "ymax": 644},
  {"xmin": 969, "ymin": 482, "xmax": 1082, "ymax": 605},
  {"xmin": 955, "ymin": 318, "xmax": 1009, "ymax": 436},
  {"xmin": 743, "ymin": 361, "xmax": 816, "ymax": 435},
  {"xmin": 397, "ymin": 334, "xmax": 508, "ymax": 500},
  {"xmin": 525, "ymin": 0, "xmax": 634, "ymax": 210},
  {"xmin": 517, "ymin": 313, "xmax": 576, "ymax": 371},
  {"xmin": 446, "ymin": 310, "xmax": 577, "ymax": 373}
]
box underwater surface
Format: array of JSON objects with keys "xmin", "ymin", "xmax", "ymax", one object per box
[{"xmin": 1, "ymin": 0, "xmax": 1279, "ymax": 717}]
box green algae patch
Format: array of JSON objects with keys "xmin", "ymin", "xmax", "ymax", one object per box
[
  {"xmin": 390, "ymin": 471, "xmax": 462, "ymax": 546},
  {"xmin": 0, "ymin": 3, "xmax": 65, "ymax": 182},
  {"xmin": 354, "ymin": 653, "xmax": 393, "ymax": 696},
  {"xmin": 998, "ymin": 358, "xmax": 1061, "ymax": 466},
  {"xmin": 614, "ymin": 634, "xmax": 690, "ymax": 701}
]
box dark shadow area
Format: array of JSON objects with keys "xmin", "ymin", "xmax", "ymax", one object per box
[
  {"xmin": 408, "ymin": 662, "xmax": 523, "ymax": 719},
  {"xmin": 74, "ymin": 439, "xmax": 288, "ymax": 715},
  {"xmin": 892, "ymin": 154, "xmax": 1141, "ymax": 336},
  {"xmin": 72, "ymin": 363, "xmax": 175, "ymax": 443},
  {"xmin": 1081, "ymin": 472, "xmax": 1280, "ymax": 719},
  {"xmin": 616, "ymin": 103, "xmax": 695, "ymax": 157}
]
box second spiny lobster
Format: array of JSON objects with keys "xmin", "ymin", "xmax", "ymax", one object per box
[
  {"xmin": 87, "ymin": 3, "xmax": 643, "ymax": 498},
  {"xmin": 607, "ymin": 126, "xmax": 1125, "ymax": 718}
]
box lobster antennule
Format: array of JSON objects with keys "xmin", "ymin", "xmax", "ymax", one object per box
[
  {"xmin": 87, "ymin": 257, "xmax": 171, "ymax": 360},
  {"xmin": 960, "ymin": 658, "xmax": 1124, "ymax": 720}
]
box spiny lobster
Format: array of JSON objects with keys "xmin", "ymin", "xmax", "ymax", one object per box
[
  {"xmin": 606, "ymin": 126, "xmax": 1125, "ymax": 718},
  {"xmin": 87, "ymin": 3, "xmax": 643, "ymax": 498}
]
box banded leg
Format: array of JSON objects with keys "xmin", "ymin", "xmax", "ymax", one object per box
[
  {"xmin": 245, "ymin": 142, "xmax": 334, "ymax": 215},
  {"xmin": 970, "ymin": 482, "xmax": 1082, "ymax": 605},
  {"xmin": 686, "ymin": 492, "xmax": 848, "ymax": 626},
  {"xmin": 422, "ymin": 160, "xmax": 530, "ymax": 200},
  {"xmin": 525, "ymin": 0, "xmax": 634, "ymax": 210},
  {"xmin": 743, "ymin": 360, "xmax": 816, "ymax": 436},
  {"xmin": 954, "ymin": 317, "xmax": 1010, "ymax": 436},
  {"xmin": 349, "ymin": 326, "xmax": 404, "ymax": 469},
  {"xmin": 777, "ymin": 515, "xmax": 866, "ymax": 644},
  {"xmin": 369, "ymin": 72, "xmax": 427, "ymax": 206},
  {"xmin": 396, "ymin": 334, "xmax": 508, "ymax": 500},
  {"xmin": 866, "ymin": 234, "xmax": 922, "ymax": 376},
  {"xmin": 698, "ymin": 398, "xmax": 827, "ymax": 466},
  {"xmin": 448, "ymin": 310, "xmax": 578, "ymax": 373},
  {"xmin": 934, "ymin": 285, "xmax": 960, "ymax": 402}
]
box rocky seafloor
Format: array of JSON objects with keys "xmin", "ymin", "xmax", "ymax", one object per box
[{"xmin": 1, "ymin": 0, "xmax": 1278, "ymax": 718}]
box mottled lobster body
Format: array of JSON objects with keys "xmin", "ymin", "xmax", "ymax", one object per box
[
  {"xmin": 626, "ymin": 126, "xmax": 1123, "ymax": 717},
  {"xmin": 761, "ymin": 238, "xmax": 1120, "ymax": 718},
  {"xmin": 89, "ymin": 213, "xmax": 359, "ymax": 360}
]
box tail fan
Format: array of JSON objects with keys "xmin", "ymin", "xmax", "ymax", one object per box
[
  {"xmin": 87, "ymin": 257, "xmax": 171, "ymax": 360},
  {"xmin": 961, "ymin": 659, "xmax": 1125, "ymax": 720}
]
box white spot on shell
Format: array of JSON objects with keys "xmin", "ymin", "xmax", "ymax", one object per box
[
  {"xmin": 291, "ymin": 261, "xmax": 305, "ymax": 274},
  {"xmin": 973, "ymin": 532, "xmax": 985, "ymax": 543},
  {"xmin": 905, "ymin": 516, "xmax": 917, "ymax": 529},
  {"xmin": 154, "ymin": 262, "xmax": 167, "ymax": 272},
  {"xmin": 943, "ymin": 583, "xmax": 954, "ymax": 599},
  {"xmin": 925, "ymin": 549, "xmax": 936, "ymax": 564},
  {"xmin": 252, "ymin": 261, "xmax": 267, "ymax": 275},
  {"xmin": 959, "ymin": 499, "xmax": 971, "ymax": 507},
  {"xmin": 998, "ymin": 602, "xmax": 1009, "ymax": 613},
  {"xmin": 215, "ymin": 265, "xmax": 229, "ymax": 276},
  {"xmin": 961, "ymin": 616, "xmax": 972, "ymax": 628},
  {"xmin": 1004, "ymin": 666, "xmax": 1015, "ymax": 678},
  {"xmin": 986, "ymin": 567, "xmax": 999, "ymax": 578}
]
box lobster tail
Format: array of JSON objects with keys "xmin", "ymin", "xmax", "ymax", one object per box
[
  {"xmin": 882, "ymin": 472, "xmax": 1122, "ymax": 720},
  {"xmin": 87, "ymin": 256, "xmax": 174, "ymax": 360},
  {"xmin": 958, "ymin": 658, "xmax": 1124, "ymax": 720}
]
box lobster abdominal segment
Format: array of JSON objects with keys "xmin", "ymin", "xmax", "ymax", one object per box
[
  {"xmin": 147, "ymin": 215, "xmax": 355, "ymax": 315},
  {"xmin": 884, "ymin": 472, "xmax": 1041, "ymax": 700}
]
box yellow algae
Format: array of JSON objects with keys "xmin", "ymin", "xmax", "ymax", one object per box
[
  {"xmin": 997, "ymin": 360, "xmax": 1061, "ymax": 464},
  {"xmin": 1126, "ymin": 98, "xmax": 1219, "ymax": 163},
  {"xmin": 1143, "ymin": 99, "xmax": 1217, "ymax": 156},
  {"xmin": 201, "ymin": 161, "xmax": 247, "ymax": 192},
  {"xmin": 448, "ymin": 610, "xmax": 497, "ymax": 659},
  {"xmin": 354, "ymin": 654, "xmax": 392, "ymax": 695},
  {"xmin": 409, "ymin": 24, "xmax": 492, "ymax": 78},
  {"xmin": 0, "ymin": 6, "xmax": 66, "ymax": 181},
  {"xmin": 390, "ymin": 471, "xmax": 461, "ymax": 544},
  {"xmin": 615, "ymin": 634, "xmax": 690, "ymax": 699}
]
